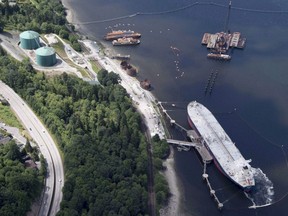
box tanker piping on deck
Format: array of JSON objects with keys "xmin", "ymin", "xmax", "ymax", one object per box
[{"xmin": 187, "ymin": 101, "xmax": 255, "ymax": 190}]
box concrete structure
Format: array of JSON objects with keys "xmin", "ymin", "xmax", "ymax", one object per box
[
  {"xmin": 36, "ymin": 46, "xmax": 57, "ymax": 67},
  {"xmin": 20, "ymin": 30, "xmax": 40, "ymax": 50}
]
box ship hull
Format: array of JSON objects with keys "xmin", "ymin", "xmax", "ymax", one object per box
[
  {"xmin": 188, "ymin": 115, "xmax": 252, "ymax": 190},
  {"xmin": 187, "ymin": 101, "xmax": 255, "ymax": 190},
  {"xmin": 105, "ymin": 35, "xmax": 141, "ymax": 41},
  {"xmin": 112, "ymin": 42, "xmax": 140, "ymax": 46},
  {"xmin": 104, "ymin": 30, "xmax": 141, "ymax": 41}
]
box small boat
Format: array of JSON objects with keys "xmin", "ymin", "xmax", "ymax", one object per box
[
  {"xmin": 111, "ymin": 54, "xmax": 131, "ymax": 60},
  {"xmin": 207, "ymin": 53, "xmax": 231, "ymax": 61}
]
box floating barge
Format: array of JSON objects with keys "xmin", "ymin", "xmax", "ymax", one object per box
[
  {"xmin": 201, "ymin": 32, "xmax": 246, "ymax": 60},
  {"xmin": 112, "ymin": 37, "xmax": 140, "ymax": 46},
  {"xmin": 120, "ymin": 60, "xmax": 137, "ymax": 76},
  {"xmin": 140, "ymin": 79, "xmax": 151, "ymax": 90},
  {"xmin": 104, "ymin": 30, "xmax": 141, "ymax": 41},
  {"xmin": 202, "ymin": 32, "xmax": 246, "ymax": 49}
]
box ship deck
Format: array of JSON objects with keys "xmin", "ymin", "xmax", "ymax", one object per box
[{"xmin": 187, "ymin": 101, "xmax": 254, "ymax": 188}]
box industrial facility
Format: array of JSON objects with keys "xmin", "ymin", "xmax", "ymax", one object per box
[
  {"xmin": 19, "ymin": 30, "xmax": 40, "ymax": 50},
  {"xmin": 35, "ymin": 46, "xmax": 57, "ymax": 67}
]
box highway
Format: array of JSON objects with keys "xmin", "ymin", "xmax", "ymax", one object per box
[{"xmin": 0, "ymin": 81, "xmax": 64, "ymax": 216}]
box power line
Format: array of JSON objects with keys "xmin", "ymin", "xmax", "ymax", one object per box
[{"xmin": 73, "ymin": 2, "xmax": 288, "ymax": 25}]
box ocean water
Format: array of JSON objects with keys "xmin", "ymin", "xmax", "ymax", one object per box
[{"xmin": 66, "ymin": 0, "xmax": 288, "ymax": 215}]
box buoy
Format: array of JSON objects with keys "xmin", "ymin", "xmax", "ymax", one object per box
[
  {"xmin": 202, "ymin": 174, "xmax": 208, "ymax": 180},
  {"xmin": 210, "ymin": 190, "xmax": 215, "ymax": 196},
  {"xmin": 218, "ymin": 203, "xmax": 223, "ymax": 210}
]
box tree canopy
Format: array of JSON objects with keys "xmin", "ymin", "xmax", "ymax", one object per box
[
  {"xmin": 0, "ymin": 140, "xmax": 42, "ymax": 216},
  {"xmin": 0, "ymin": 0, "xmax": 82, "ymax": 51},
  {"xmin": 0, "ymin": 50, "xmax": 150, "ymax": 215}
]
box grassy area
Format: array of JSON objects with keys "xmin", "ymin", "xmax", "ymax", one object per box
[
  {"xmin": 51, "ymin": 40, "xmax": 90, "ymax": 78},
  {"xmin": 52, "ymin": 41, "xmax": 67, "ymax": 58},
  {"xmin": 0, "ymin": 104, "xmax": 23, "ymax": 129},
  {"xmin": 90, "ymin": 60, "xmax": 102, "ymax": 73}
]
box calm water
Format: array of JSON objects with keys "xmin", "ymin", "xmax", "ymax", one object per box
[{"xmin": 66, "ymin": 0, "xmax": 288, "ymax": 215}]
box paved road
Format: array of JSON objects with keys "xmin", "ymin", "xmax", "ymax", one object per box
[
  {"xmin": 0, "ymin": 122, "xmax": 26, "ymax": 144},
  {"xmin": 0, "ymin": 81, "xmax": 64, "ymax": 216}
]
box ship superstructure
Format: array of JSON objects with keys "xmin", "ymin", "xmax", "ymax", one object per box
[{"xmin": 187, "ymin": 101, "xmax": 255, "ymax": 190}]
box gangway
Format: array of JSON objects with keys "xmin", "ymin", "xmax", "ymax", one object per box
[
  {"xmin": 166, "ymin": 132, "xmax": 213, "ymax": 163},
  {"xmin": 158, "ymin": 101, "xmax": 222, "ymax": 210},
  {"xmin": 166, "ymin": 139, "xmax": 197, "ymax": 146}
]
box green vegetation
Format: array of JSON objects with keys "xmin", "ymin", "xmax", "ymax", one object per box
[
  {"xmin": 0, "ymin": 49, "xmax": 149, "ymax": 215},
  {"xmin": 0, "ymin": 103, "xmax": 23, "ymax": 129},
  {"xmin": 90, "ymin": 60, "xmax": 102, "ymax": 73},
  {"xmin": 0, "ymin": 0, "xmax": 82, "ymax": 51},
  {"xmin": 152, "ymin": 135, "xmax": 170, "ymax": 160},
  {"xmin": 0, "ymin": 0, "xmax": 171, "ymax": 213},
  {"xmin": 0, "ymin": 140, "xmax": 43, "ymax": 216},
  {"xmin": 151, "ymin": 135, "xmax": 170, "ymax": 212}
]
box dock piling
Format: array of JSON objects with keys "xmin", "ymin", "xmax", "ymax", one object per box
[
  {"xmin": 158, "ymin": 101, "xmax": 223, "ymax": 211},
  {"xmin": 202, "ymin": 162, "xmax": 224, "ymax": 211}
]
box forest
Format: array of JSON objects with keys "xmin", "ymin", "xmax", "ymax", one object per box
[
  {"xmin": 0, "ymin": 0, "xmax": 171, "ymax": 213},
  {"xmin": 0, "ymin": 140, "xmax": 43, "ymax": 216},
  {"xmin": 0, "ymin": 0, "xmax": 81, "ymax": 51},
  {"xmin": 0, "ymin": 46, "xmax": 169, "ymax": 215}
]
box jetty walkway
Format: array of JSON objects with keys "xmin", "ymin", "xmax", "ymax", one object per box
[{"xmin": 158, "ymin": 101, "xmax": 224, "ymax": 210}]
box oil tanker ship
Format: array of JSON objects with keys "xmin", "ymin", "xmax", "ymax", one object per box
[
  {"xmin": 104, "ymin": 30, "xmax": 141, "ymax": 41},
  {"xmin": 187, "ymin": 101, "xmax": 255, "ymax": 190}
]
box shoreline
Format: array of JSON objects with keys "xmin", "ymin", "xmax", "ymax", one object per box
[
  {"xmin": 61, "ymin": 1, "xmax": 181, "ymax": 215},
  {"xmin": 160, "ymin": 148, "xmax": 181, "ymax": 216}
]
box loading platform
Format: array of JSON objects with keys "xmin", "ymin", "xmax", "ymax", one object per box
[
  {"xmin": 157, "ymin": 101, "xmax": 223, "ymax": 210},
  {"xmin": 166, "ymin": 130, "xmax": 213, "ymax": 163}
]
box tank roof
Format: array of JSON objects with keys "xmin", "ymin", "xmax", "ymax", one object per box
[
  {"xmin": 36, "ymin": 46, "xmax": 55, "ymax": 56},
  {"xmin": 20, "ymin": 30, "xmax": 39, "ymax": 39}
]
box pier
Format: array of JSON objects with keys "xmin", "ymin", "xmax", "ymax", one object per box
[
  {"xmin": 166, "ymin": 134, "xmax": 213, "ymax": 163},
  {"xmin": 157, "ymin": 101, "xmax": 187, "ymax": 132},
  {"xmin": 203, "ymin": 162, "xmax": 224, "ymax": 210},
  {"xmin": 158, "ymin": 101, "xmax": 224, "ymax": 210},
  {"xmin": 157, "ymin": 101, "xmax": 213, "ymax": 163}
]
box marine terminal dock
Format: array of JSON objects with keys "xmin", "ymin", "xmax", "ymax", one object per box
[
  {"xmin": 202, "ymin": 31, "xmax": 246, "ymax": 61},
  {"xmin": 202, "ymin": 31, "xmax": 246, "ymax": 50},
  {"xmin": 157, "ymin": 101, "xmax": 224, "ymax": 210}
]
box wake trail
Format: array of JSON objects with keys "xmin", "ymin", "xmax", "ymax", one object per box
[{"xmin": 245, "ymin": 168, "xmax": 274, "ymax": 209}]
